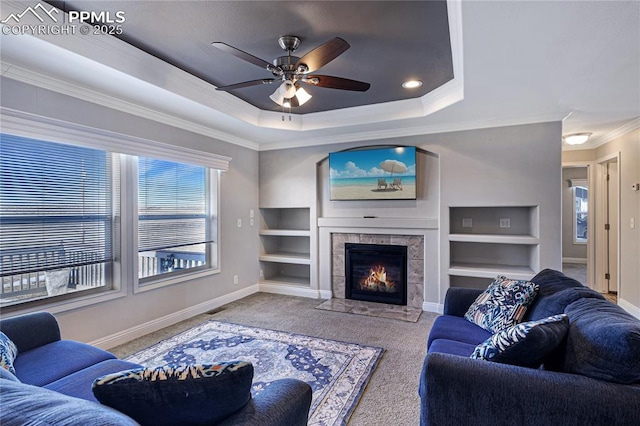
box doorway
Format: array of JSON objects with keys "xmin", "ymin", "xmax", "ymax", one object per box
[{"xmin": 562, "ymin": 165, "xmax": 591, "ymax": 286}]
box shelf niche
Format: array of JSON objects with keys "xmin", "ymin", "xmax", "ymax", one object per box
[
  {"xmin": 259, "ymin": 207, "xmax": 311, "ymax": 287},
  {"xmin": 448, "ymin": 206, "xmax": 540, "ymax": 283}
]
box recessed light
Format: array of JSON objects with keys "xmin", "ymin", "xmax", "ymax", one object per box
[
  {"xmin": 402, "ymin": 80, "xmax": 423, "ymax": 89},
  {"xmin": 563, "ymin": 133, "xmax": 592, "ymax": 145}
]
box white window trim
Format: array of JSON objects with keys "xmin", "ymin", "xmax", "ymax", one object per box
[
  {"xmin": 0, "ymin": 108, "xmax": 228, "ymax": 313},
  {"xmin": 571, "ymin": 179, "xmax": 588, "ymax": 245},
  {"xmin": 0, "ymin": 108, "xmax": 231, "ymax": 170}
]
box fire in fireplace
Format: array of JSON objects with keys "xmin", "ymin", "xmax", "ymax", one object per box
[{"xmin": 345, "ymin": 243, "xmax": 407, "ymax": 306}]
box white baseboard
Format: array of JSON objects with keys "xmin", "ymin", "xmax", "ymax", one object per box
[
  {"xmin": 562, "ymin": 257, "xmax": 588, "ymax": 264},
  {"xmin": 258, "ymin": 283, "xmax": 323, "ymax": 299},
  {"xmin": 618, "ymin": 298, "xmax": 640, "ymax": 320},
  {"xmin": 89, "ymin": 284, "xmax": 259, "ymax": 350},
  {"xmin": 318, "ymin": 290, "xmax": 332, "ymax": 299},
  {"xmin": 91, "ymin": 283, "xmax": 441, "ymax": 350},
  {"xmin": 422, "ymin": 301, "xmax": 443, "ymax": 314}
]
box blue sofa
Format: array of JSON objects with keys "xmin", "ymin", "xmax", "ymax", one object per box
[
  {"xmin": 420, "ymin": 269, "xmax": 640, "ymax": 426},
  {"xmin": 0, "ymin": 312, "xmax": 312, "ymax": 425}
]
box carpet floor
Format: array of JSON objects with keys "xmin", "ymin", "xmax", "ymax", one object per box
[{"xmin": 110, "ymin": 293, "xmax": 438, "ymax": 425}]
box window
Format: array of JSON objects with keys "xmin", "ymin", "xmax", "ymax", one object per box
[
  {"xmin": 0, "ymin": 134, "xmax": 117, "ymax": 307},
  {"xmin": 137, "ymin": 157, "xmax": 218, "ymax": 284},
  {"xmin": 572, "ymin": 180, "xmax": 588, "ymax": 244},
  {"xmin": 0, "ymin": 122, "xmax": 227, "ymax": 308}
]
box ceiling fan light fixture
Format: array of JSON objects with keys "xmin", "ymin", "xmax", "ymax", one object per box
[
  {"xmin": 278, "ymin": 80, "xmax": 297, "ymax": 98},
  {"xmin": 402, "ymin": 80, "xmax": 423, "ymax": 89},
  {"xmin": 563, "ymin": 132, "xmax": 592, "ymax": 145},
  {"xmin": 269, "ymin": 89, "xmax": 286, "ymax": 106},
  {"xmin": 295, "ymin": 86, "xmax": 312, "ymax": 106}
]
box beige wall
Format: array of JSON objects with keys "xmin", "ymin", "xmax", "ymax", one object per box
[
  {"xmin": 563, "ymin": 129, "xmax": 640, "ymax": 314},
  {"xmin": 596, "ymin": 129, "xmax": 640, "ymax": 311},
  {"xmin": 563, "ymin": 149, "xmax": 595, "ymax": 163}
]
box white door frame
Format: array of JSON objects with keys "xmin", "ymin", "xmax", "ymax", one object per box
[
  {"xmin": 563, "ymin": 161, "xmax": 595, "ymax": 288},
  {"xmin": 594, "ymin": 152, "xmax": 621, "ymax": 295}
]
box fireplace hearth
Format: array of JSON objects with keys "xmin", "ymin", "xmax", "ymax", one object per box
[{"xmin": 345, "ymin": 243, "xmax": 407, "ymax": 306}]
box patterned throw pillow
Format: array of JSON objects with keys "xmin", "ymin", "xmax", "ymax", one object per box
[
  {"xmin": 471, "ymin": 314, "xmax": 569, "ymax": 368},
  {"xmin": 464, "ymin": 275, "xmax": 539, "ymax": 333},
  {"xmin": 0, "ymin": 331, "xmax": 18, "ymax": 375},
  {"xmin": 92, "ymin": 362, "xmax": 253, "ymax": 426}
]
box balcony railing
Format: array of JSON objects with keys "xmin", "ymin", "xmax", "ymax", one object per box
[{"xmin": 1, "ymin": 249, "xmax": 205, "ymax": 304}]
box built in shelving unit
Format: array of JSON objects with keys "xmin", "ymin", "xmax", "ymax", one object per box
[
  {"xmin": 448, "ymin": 206, "xmax": 540, "ymax": 288},
  {"xmin": 259, "ymin": 208, "xmax": 311, "ymax": 287}
]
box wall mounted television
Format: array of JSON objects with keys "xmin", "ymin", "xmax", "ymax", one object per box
[{"xmin": 329, "ymin": 146, "xmax": 417, "ymax": 201}]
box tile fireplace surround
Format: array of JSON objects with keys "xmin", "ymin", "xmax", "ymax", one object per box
[
  {"xmin": 331, "ymin": 233, "xmax": 424, "ymax": 309},
  {"xmin": 317, "ymin": 217, "xmax": 440, "ymax": 313}
]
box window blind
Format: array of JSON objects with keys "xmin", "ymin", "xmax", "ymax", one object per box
[
  {"xmin": 137, "ymin": 157, "xmax": 213, "ymax": 253},
  {"xmin": 0, "ymin": 133, "xmax": 115, "ymax": 276}
]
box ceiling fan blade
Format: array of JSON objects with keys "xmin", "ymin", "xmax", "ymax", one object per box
[
  {"xmin": 212, "ymin": 42, "xmax": 281, "ymax": 74},
  {"xmin": 295, "ymin": 37, "xmax": 350, "ymax": 73},
  {"xmin": 216, "ymin": 79, "xmax": 275, "ymax": 91},
  {"xmin": 304, "ymin": 75, "xmax": 370, "ymax": 92}
]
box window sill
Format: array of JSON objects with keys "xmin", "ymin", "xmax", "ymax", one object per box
[
  {"xmin": 0, "ymin": 287, "xmax": 127, "ymax": 318},
  {"xmin": 133, "ymin": 268, "xmax": 221, "ymax": 294}
]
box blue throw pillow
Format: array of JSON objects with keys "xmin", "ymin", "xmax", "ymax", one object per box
[
  {"xmin": 465, "ymin": 276, "xmax": 539, "ymax": 333},
  {"xmin": 92, "ymin": 362, "xmax": 253, "ymax": 426},
  {"xmin": 0, "ymin": 331, "xmax": 18, "ymax": 375},
  {"xmin": 471, "ymin": 314, "xmax": 569, "ymax": 368}
]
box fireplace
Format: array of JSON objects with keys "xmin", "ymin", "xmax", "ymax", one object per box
[{"xmin": 345, "ymin": 243, "xmax": 407, "ymax": 306}]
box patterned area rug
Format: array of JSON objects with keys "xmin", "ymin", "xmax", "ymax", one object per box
[{"xmin": 126, "ymin": 320, "xmax": 384, "ymax": 426}]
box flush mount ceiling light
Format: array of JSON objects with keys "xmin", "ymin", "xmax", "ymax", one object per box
[
  {"xmin": 213, "ymin": 35, "xmax": 370, "ymax": 108},
  {"xmin": 402, "ymin": 80, "xmax": 423, "ymax": 89},
  {"xmin": 563, "ymin": 133, "xmax": 592, "ymax": 145}
]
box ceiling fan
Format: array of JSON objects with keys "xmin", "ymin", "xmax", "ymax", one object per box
[{"xmin": 212, "ymin": 35, "xmax": 370, "ymax": 108}]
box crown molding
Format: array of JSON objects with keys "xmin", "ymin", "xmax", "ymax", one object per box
[
  {"xmin": 259, "ymin": 112, "xmax": 565, "ymax": 151},
  {"xmin": 590, "ymin": 117, "xmax": 640, "ymax": 147},
  {"xmin": 1, "ymin": 62, "xmax": 261, "ymax": 151}
]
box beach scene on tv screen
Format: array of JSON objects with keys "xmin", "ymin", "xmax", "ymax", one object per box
[{"xmin": 330, "ymin": 147, "xmax": 417, "ymax": 200}]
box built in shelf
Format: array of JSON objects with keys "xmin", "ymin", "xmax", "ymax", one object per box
[
  {"xmin": 448, "ymin": 233, "xmax": 539, "ymax": 244},
  {"xmin": 449, "ymin": 263, "xmax": 535, "ymax": 280},
  {"xmin": 448, "ymin": 206, "xmax": 540, "ymax": 285},
  {"xmin": 259, "ymin": 276, "xmax": 310, "ymax": 287},
  {"xmin": 259, "ymin": 229, "xmax": 311, "ymax": 237},
  {"xmin": 259, "ymin": 207, "xmax": 313, "ymax": 289},
  {"xmin": 259, "ymin": 252, "xmax": 311, "ymax": 265}
]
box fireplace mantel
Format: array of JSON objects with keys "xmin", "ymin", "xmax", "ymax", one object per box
[{"xmin": 318, "ymin": 217, "xmax": 438, "ymax": 230}]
